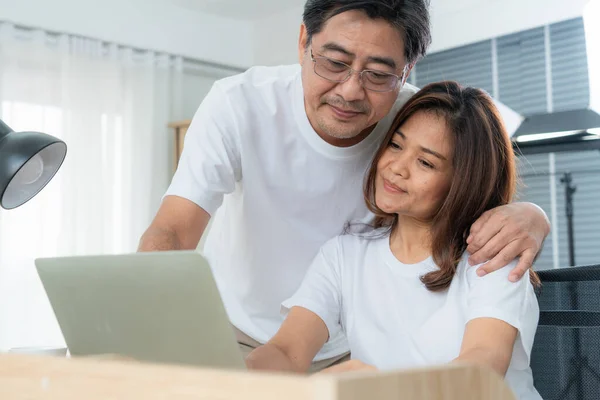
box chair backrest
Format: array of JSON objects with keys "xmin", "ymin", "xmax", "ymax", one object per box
[{"xmin": 531, "ymin": 264, "xmax": 600, "ymax": 400}]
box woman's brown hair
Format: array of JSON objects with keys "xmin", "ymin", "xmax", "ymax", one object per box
[{"xmin": 364, "ymin": 81, "xmax": 540, "ymax": 291}]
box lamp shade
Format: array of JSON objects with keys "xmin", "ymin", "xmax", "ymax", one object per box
[{"xmin": 0, "ymin": 119, "xmax": 67, "ymax": 210}]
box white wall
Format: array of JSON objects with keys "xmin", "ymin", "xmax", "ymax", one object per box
[
  {"xmin": 0, "ymin": 0, "xmax": 590, "ymax": 68},
  {"xmin": 0, "ymin": 0, "xmax": 255, "ymax": 69},
  {"xmin": 254, "ymin": 6, "xmax": 304, "ymax": 66},
  {"xmin": 252, "ymin": 0, "xmax": 591, "ymax": 66}
]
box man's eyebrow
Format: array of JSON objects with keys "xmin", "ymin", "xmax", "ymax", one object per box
[
  {"xmin": 394, "ymin": 130, "xmax": 447, "ymax": 161},
  {"xmin": 320, "ymin": 42, "xmax": 354, "ymax": 57},
  {"xmin": 320, "ymin": 43, "xmax": 397, "ymax": 70},
  {"xmin": 367, "ymin": 56, "xmax": 396, "ymax": 70}
]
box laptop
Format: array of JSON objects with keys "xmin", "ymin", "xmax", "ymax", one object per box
[{"xmin": 35, "ymin": 251, "xmax": 246, "ymax": 370}]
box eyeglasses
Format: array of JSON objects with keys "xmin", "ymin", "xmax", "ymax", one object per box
[{"xmin": 310, "ymin": 49, "xmax": 404, "ymax": 93}]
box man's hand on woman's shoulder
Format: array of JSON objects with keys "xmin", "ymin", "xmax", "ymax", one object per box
[{"xmin": 466, "ymin": 202, "xmax": 550, "ymax": 282}]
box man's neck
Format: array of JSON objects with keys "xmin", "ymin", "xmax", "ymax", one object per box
[{"xmin": 389, "ymin": 216, "xmax": 433, "ymax": 265}]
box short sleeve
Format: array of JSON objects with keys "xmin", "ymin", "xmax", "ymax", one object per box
[
  {"xmin": 467, "ymin": 260, "xmax": 540, "ymax": 363},
  {"xmin": 164, "ymin": 82, "xmax": 242, "ymax": 215},
  {"xmin": 281, "ymin": 238, "xmax": 343, "ymax": 342}
]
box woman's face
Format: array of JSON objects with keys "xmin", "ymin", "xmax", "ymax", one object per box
[{"xmin": 375, "ymin": 111, "xmax": 455, "ymax": 222}]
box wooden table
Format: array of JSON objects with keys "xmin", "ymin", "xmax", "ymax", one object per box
[{"xmin": 0, "ymin": 354, "xmax": 515, "ymax": 399}]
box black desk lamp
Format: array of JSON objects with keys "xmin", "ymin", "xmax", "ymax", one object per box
[{"xmin": 0, "ymin": 118, "xmax": 67, "ymax": 210}]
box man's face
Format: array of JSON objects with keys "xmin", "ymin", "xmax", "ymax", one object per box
[{"xmin": 298, "ymin": 10, "xmax": 411, "ymax": 147}]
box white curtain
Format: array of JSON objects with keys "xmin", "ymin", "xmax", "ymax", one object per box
[{"xmin": 0, "ymin": 22, "xmax": 183, "ymax": 350}]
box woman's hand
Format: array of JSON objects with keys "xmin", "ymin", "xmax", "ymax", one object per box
[
  {"xmin": 466, "ymin": 202, "xmax": 550, "ymax": 282},
  {"xmin": 246, "ymin": 307, "xmax": 329, "ymax": 373},
  {"xmin": 319, "ymin": 359, "xmax": 378, "ymax": 374}
]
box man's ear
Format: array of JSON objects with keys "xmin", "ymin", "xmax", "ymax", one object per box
[
  {"xmin": 402, "ymin": 63, "xmax": 415, "ymax": 86},
  {"xmin": 298, "ymin": 24, "xmax": 309, "ymax": 64}
]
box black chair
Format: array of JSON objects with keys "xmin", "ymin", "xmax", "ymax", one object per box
[{"xmin": 531, "ymin": 264, "xmax": 600, "ymax": 400}]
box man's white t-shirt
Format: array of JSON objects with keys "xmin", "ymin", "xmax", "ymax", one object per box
[
  {"xmin": 283, "ymin": 233, "xmax": 542, "ymax": 400},
  {"xmin": 165, "ymin": 64, "xmax": 418, "ymax": 360}
]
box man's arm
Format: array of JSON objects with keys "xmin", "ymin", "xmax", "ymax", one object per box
[
  {"xmin": 139, "ymin": 81, "xmax": 242, "ymax": 253},
  {"xmin": 138, "ymin": 196, "xmax": 211, "ymax": 252},
  {"xmin": 466, "ymin": 202, "xmax": 550, "ymax": 281}
]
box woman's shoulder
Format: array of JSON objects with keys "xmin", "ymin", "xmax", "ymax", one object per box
[{"xmin": 454, "ymin": 251, "xmax": 521, "ymax": 285}]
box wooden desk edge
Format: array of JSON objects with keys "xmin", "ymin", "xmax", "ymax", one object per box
[{"xmin": 0, "ymin": 354, "xmax": 515, "ymax": 400}]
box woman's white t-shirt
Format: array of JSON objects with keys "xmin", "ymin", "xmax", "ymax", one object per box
[{"xmin": 283, "ymin": 233, "xmax": 542, "ymax": 400}]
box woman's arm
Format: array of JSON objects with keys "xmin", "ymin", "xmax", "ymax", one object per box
[
  {"xmin": 454, "ymin": 318, "xmax": 518, "ymax": 376},
  {"xmin": 246, "ymin": 306, "xmax": 329, "ymax": 373},
  {"xmin": 248, "ymin": 236, "xmax": 346, "ymax": 373},
  {"xmin": 318, "ymin": 317, "xmax": 518, "ymax": 376}
]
